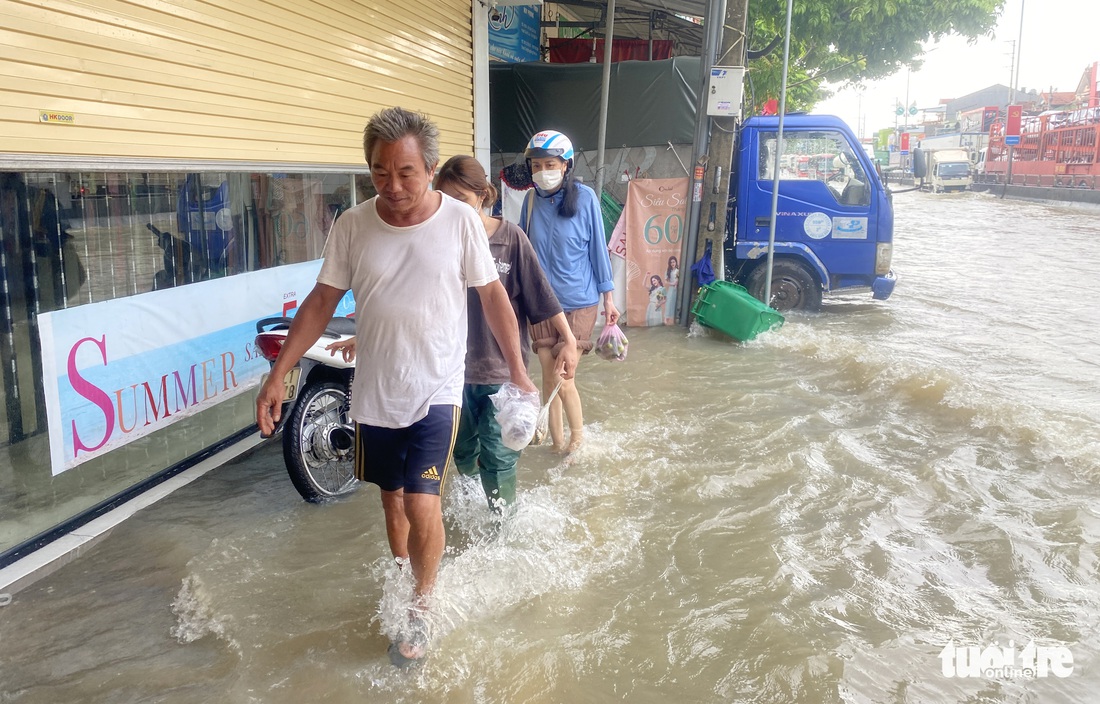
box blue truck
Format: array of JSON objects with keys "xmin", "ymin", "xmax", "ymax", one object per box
[{"xmin": 725, "ymin": 114, "xmax": 896, "ymax": 311}]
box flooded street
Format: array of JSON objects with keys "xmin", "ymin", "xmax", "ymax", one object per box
[{"xmin": 2, "ymin": 191, "xmax": 1100, "ymax": 703}]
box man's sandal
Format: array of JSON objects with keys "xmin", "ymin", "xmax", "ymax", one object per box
[{"xmin": 387, "ymin": 613, "xmax": 429, "ymax": 668}]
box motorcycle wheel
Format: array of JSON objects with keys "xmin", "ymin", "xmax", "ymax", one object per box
[{"xmin": 282, "ymin": 380, "xmax": 358, "ymax": 503}]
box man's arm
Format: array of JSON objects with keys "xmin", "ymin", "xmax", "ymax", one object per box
[
  {"xmin": 256, "ymin": 282, "xmax": 347, "ymax": 436},
  {"xmin": 512, "ymin": 227, "xmax": 577, "ymax": 379},
  {"xmin": 475, "ymin": 279, "xmax": 538, "ymax": 394}
]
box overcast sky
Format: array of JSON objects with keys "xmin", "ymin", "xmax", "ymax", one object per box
[{"xmin": 814, "ymin": 0, "xmax": 1100, "ymax": 138}]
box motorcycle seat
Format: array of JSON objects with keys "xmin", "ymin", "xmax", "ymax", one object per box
[
  {"xmin": 255, "ymin": 315, "xmax": 357, "ymax": 338},
  {"xmin": 324, "ymin": 316, "xmax": 357, "ymax": 337}
]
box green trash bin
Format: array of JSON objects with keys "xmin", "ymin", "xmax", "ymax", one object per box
[{"xmin": 691, "ymin": 281, "xmax": 784, "ymax": 342}]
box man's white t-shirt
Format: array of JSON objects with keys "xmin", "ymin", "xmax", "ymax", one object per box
[{"xmin": 317, "ymin": 193, "xmax": 498, "ymax": 428}]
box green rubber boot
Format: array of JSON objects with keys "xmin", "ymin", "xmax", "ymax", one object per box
[{"xmin": 479, "ymin": 467, "xmax": 516, "ymax": 512}]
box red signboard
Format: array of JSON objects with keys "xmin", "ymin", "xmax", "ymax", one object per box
[
  {"xmin": 900, "ymin": 132, "xmax": 910, "ymax": 153},
  {"xmin": 1006, "ymin": 104, "xmax": 1023, "ymax": 137},
  {"xmin": 982, "ymin": 106, "xmax": 1000, "ymax": 132}
]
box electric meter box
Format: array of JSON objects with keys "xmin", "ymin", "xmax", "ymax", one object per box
[{"xmin": 707, "ymin": 66, "xmax": 746, "ymax": 117}]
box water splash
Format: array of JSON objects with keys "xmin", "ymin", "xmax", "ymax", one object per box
[{"xmin": 170, "ymin": 573, "xmax": 239, "ymax": 651}]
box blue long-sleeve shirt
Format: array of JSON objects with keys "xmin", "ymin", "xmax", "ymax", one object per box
[{"xmin": 520, "ymin": 182, "xmax": 614, "ymax": 312}]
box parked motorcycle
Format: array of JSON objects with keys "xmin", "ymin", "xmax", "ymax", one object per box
[{"xmin": 254, "ymin": 316, "xmax": 358, "ymax": 502}]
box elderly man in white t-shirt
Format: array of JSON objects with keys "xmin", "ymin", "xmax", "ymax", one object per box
[{"xmin": 256, "ymin": 107, "xmax": 539, "ymax": 667}]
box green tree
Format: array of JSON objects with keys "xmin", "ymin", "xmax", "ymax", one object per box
[{"xmin": 744, "ymin": 0, "xmax": 1006, "ymax": 114}]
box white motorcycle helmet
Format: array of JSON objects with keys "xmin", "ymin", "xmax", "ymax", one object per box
[{"xmin": 525, "ymin": 130, "xmax": 575, "ymax": 165}]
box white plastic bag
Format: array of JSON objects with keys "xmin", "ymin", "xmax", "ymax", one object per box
[
  {"xmin": 490, "ymin": 382, "xmax": 542, "ymax": 451},
  {"xmin": 533, "ymin": 380, "xmax": 564, "ymax": 445}
]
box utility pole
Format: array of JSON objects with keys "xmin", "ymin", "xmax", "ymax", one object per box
[
  {"xmin": 904, "ymin": 69, "xmax": 910, "ymax": 132},
  {"xmin": 1007, "ymin": 39, "xmax": 1017, "ymax": 105},
  {"xmin": 903, "ymin": 68, "xmax": 911, "ymax": 172},
  {"xmin": 676, "ymin": 0, "xmax": 724, "ymax": 326},
  {"xmin": 595, "ymin": 0, "xmax": 616, "ymax": 199},
  {"xmin": 683, "ymin": 0, "xmax": 749, "ymax": 321},
  {"xmin": 856, "ymin": 90, "xmax": 862, "ymax": 140},
  {"xmin": 1005, "ymin": 0, "xmax": 1025, "ymax": 192}
]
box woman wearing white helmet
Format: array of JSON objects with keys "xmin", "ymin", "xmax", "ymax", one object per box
[{"xmin": 520, "ymin": 129, "xmax": 620, "ymax": 454}]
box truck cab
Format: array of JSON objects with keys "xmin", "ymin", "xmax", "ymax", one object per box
[
  {"xmin": 914, "ymin": 147, "xmax": 971, "ymax": 193},
  {"xmin": 726, "ymin": 114, "xmax": 896, "ymax": 311}
]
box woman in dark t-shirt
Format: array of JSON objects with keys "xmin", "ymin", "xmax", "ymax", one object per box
[{"xmin": 436, "ymin": 156, "xmax": 578, "ymax": 511}]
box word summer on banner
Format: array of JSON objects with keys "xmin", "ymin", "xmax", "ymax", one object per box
[{"xmin": 37, "ymin": 260, "xmax": 326, "ymax": 476}]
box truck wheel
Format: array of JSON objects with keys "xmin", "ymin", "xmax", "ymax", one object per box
[{"xmin": 747, "ymin": 260, "xmax": 822, "ymax": 312}]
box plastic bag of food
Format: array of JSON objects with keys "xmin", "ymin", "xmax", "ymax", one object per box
[
  {"xmin": 595, "ymin": 323, "xmax": 629, "ymax": 361},
  {"xmin": 489, "ymin": 382, "xmax": 542, "ymax": 451}
]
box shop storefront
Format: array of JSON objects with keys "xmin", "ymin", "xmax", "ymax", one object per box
[{"xmin": 0, "ymin": 0, "xmax": 484, "ymax": 564}]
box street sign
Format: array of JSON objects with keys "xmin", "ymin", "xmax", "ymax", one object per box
[
  {"xmin": 1005, "ymin": 135, "xmax": 1021, "ymax": 145},
  {"xmin": 896, "ymin": 106, "xmax": 904, "ymax": 116},
  {"xmin": 900, "ymin": 132, "xmax": 910, "ymax": 154},
  {"xmin": 909, "ymin": 105, "xmax": 918, "ymax": 116}
]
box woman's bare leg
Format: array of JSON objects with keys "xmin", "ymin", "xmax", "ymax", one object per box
[
  {"xmin": 537, "ymin": 347, "xmax": 565, "ymax": 451},
  {"xmin": 558, "ymin": 376, "xmax": 583, "ymax": 452}
]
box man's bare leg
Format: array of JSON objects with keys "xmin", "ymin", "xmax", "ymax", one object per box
[
  {"xmin": 404, "ymin": 492, "xmax": 445, "ymax": 598},
  {"xmin": 384, "ymin": 491, "xmax": 443, "ymax": 661},
  {"xmin": 380, "ymin": 489, "xmax": 410, "ymax": 561}
]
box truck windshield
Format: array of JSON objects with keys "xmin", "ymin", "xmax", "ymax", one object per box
[
  {"xmin": 758, "ymin": 130, "xmax": 871, "ymax": 206},
  {"xmin": 939, "ymin": 163, "xmax": 970, "ymax": 178}
]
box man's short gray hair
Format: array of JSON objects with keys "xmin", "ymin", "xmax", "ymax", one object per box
[{"xmin": 363, "ymin": 107, "xmax": 440, "ymax": 172}]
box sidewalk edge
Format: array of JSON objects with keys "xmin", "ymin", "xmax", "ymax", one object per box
[{"xmin": 0, "ymin": 433, "xmax": 266, "ymax": 598}]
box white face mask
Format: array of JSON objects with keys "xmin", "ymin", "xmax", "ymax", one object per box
[{"xmin": 533, "ymin": 169, "xmax": 563, "ymax": 192}]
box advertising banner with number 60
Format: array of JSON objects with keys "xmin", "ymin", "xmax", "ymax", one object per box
[{"xmin": 624, "ymin": 178, "xmax": 688, "ymax": 327}]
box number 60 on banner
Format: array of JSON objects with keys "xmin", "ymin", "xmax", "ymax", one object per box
[{"xmin": 644, "ymin": 214, "xmax": 684, "ymax": 244}]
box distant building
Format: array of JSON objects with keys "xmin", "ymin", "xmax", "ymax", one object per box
[
  {"xmin": 1038, "ymin": 91, "xmax": 1078, "ymax": 111},
  {"xmin": 1073, "ymin": 62, "xmax": 1099, "ymax": 108},
  {"xmin": 891, "ymin": 63, "xmax": 1099, "ymax": 173},
  {"xmin": 944, "ymin": 84, "xmax": 1040, "ymax": 123}
]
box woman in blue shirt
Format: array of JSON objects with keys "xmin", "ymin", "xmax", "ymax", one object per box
[{"xmin": 520, "ymin": 129, "xmax": 619, "ymax": 454}]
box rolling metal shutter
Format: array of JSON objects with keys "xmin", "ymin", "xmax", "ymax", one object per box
[{"xmin": 0, "ymin": 0, "xmax": 474, "ymax": 165}]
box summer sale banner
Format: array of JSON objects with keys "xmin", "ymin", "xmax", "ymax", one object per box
[
  {"xmin": 36, "ymin": 260, "xmax": 353, "ymax": 476},
  {"xmin": 623, "ymin": 178, "xmax": 688, "ymax": 327}
]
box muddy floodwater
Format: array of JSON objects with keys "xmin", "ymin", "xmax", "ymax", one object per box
[{"xmin": 1, "ymin": 191, "xmax": 1099, "ymax": 703}]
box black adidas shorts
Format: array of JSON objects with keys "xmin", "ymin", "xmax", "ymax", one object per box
[{"xmin": 354, "ymin": 405, "xmax": 459, "ymax": 495}]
